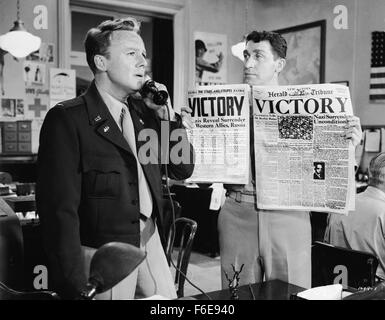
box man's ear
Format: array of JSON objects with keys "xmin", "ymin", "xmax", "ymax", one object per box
[
  {"xmin": 276, "ymin": 58, "xmax": 286, "ymax": 74},
  {"xmin": 94, "ymin": 55, "xmax": 107, "ymax": 72}
]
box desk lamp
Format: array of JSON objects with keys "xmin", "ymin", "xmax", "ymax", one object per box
[{"xmin": 80, "ymin": 242, "xmax": 146, "ymax": 300}]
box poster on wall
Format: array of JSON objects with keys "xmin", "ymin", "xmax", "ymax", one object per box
[
  {"xmin": 0, "ymin": 98, "xmax": 16, "ymax": 117},
  {"xmin": 23, "ymin": 61, "xmax": 46, "ymax": 85},
  {"xmin": 49, "ymin": 68, "xmax": 76, "ymax": 108},
  {"xmin": 194, "ymin": 31, "xmax": 227, "ymax": 85},
  {"xmin": 0, "ymin": 98, "xmax": 24, "ymax": 119},
  {"xmin": 15, "ymin": 99, "xmax": 25, "ymax": 117},
  {"xmin": 26, "ymin": 42, "xmax": 55, "ymax": 64},
  {"xmin": 24, "ymin": 88, "xmax": 50, "ymax": 119}
]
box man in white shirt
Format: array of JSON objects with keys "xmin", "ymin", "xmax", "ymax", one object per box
[
  {"xmin": 219, "ymin": 30, "xmax": 362, "ymax": 289},
  {"xmin": 325, "ymin": 152, "xmax": 385, "ymax": 280}
]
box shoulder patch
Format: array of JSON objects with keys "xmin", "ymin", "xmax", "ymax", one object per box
[{"xmin": 55, "ymin": 96, "xmax": 83, "ymax": 109}]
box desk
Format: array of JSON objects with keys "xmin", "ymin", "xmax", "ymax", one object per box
[
  {"xmin": 4, "ymin": 195, "xmax": 36, "ymax": 214},
  {"xmin": 0, "ymin": 154, "xmax": 37, "ymax": 182},
  {"xmin": 192, "ymin": 280, "xmax": 305, "ymax": 300}
]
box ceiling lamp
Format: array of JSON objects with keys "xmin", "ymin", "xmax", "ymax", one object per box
[
  {"xmin": 0, "ymin": 0, "xmax": 41, "ymax": 59},
  {"xmin": 231, "ymin": 37, "xmax": 246, "ymax": 62}
]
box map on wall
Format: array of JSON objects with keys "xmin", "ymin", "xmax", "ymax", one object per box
[{"xmin": 275, "ymin": 20, "xmax": 325, "ymax": 85}]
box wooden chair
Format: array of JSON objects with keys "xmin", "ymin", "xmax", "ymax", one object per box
[
  {"xmin": 166, "ymin": 217, "xmax": 198, "ymax": 297},
  {"xmin": 312, "ymin": 241, "xmax": 379, "ymax": 289}
]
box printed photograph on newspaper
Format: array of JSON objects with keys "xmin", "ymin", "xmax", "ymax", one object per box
[
  {"xmin": 252, "ymin": 83, "xmax": 355, "ymax": 214},
  {"xmin": 186, "ymin": 84, "xmax": 250, "ymax": 184}
]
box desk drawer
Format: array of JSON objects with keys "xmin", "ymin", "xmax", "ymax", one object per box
[
  {"xmin": 18, "ymin": 142, "xmax": 32, "ymax": 153},
  {"xmin": 3, "ymin": 131, "xmax": 17, "ymax": 142},
  {"xmin": 3, "ymin": 122, "xmax": 17, "ymax": 132},
  {"xmin": 17, "ymin": 121, "xmax": 31, "ymax": 132},
  {"xmin": 18, "ymin": 132, "xmax": 31, "ymax": 142},
  {"xmin": 3, "ymin": 142, "xmax": 17, "ymax": 153}
]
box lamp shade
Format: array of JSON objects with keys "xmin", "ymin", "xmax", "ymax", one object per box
[
  {"xmin": 0, "ymin": 20, "xmax": 41, "ymax": 58},
  {"xmin": 231, "ymin": 40, "xmax": 246, "ymax": 62}
]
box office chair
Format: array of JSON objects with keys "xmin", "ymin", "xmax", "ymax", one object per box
[
  {"xmin": 163, "ymin": 199, "xmax": 182, "ymax": 252},
  {"xmin": 312, "ymin": 241, "xmax": 379, "ymax": 289},
  {"xmin": 166, "ymin": 217, "xmax": 198, "ymax": 297}
]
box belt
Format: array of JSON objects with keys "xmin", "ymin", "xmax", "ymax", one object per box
[{"xmin": 227, "ymin": 191, "xmax": 256, "ymax": 204}]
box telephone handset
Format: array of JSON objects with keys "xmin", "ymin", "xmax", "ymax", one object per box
[{"xmin": 139, "ymin": 79, "xmax": 168, "ymax": 105}]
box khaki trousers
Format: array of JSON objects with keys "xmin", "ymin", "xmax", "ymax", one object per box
[{"xmin": 218, "ymin": 197, "xmax": 312, "ymax": 289}]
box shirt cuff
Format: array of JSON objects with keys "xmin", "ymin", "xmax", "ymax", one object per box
[{"xmin": 169, "ymin": 112, "xmax": 183, "ymax": 129}]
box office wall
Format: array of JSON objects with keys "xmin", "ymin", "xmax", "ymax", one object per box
[
  {"xmin": 0, "ymin": 0, "xmax": 58, "ymax": 153},
  {"xmin": 238, "ymin": 0, "xmax": 385, "ymax": 126},
  {"xmin": 1, "ymin": 0, "xmax": 382, "ymax": 125},
  {"xmin": 247, "ymin": 0, "xmax": 357, "ymax": 109},
  {"xmin": 354, "ymin": 0, "xmax": 385, "ymax": 125},
  {"xmin": 0, "ymin": 0, "xmax": 58, "ymax": 98},
  {"xmin": 187, "ymin": 0, "xmax": 248, "ymax": 87}
]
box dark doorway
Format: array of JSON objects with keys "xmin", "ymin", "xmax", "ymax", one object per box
[{"xmin": 152, "ymin": 18, "xmax": 174, "ymax": 105}]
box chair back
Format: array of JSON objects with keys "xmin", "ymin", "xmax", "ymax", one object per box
[
  {"xmin": 163, "ymin": 199, "xmax": 182, "ymax": 252},
  {"xmin": 312, "ymin": 241, "xmax": 379, "ymax": 289},
  {"xmin": 166, "ymin": 217, "xmax": 198, "ymax": 297}
]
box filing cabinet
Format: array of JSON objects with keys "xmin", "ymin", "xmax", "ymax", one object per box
[{"xmin": 1, "ymin": 121, "xmax": 32, "ymax": 154}]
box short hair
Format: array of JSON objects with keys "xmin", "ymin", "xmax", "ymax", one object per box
[
  {"xmin": 195, "ymin": 39, "xmax": 207, "ymax": 54},
  {"xmin": 369, "ymin": 152, "xmax": 385, "ymax": 187},
  {"xmin": 84, "ymin": 17, "xmax": 141, "ymax": 74},
  {"xmin": 246, "ymin": 31, "xmax": 287, "ymax": 59}
]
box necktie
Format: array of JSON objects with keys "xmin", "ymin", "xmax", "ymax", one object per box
[{"xmin": 120, "ymin": 106, "xmax": 153, "ymax": 218}]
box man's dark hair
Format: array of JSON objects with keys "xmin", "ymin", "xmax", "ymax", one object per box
[
  {"xmin": 246, "ymin": 31, "xmax": 287, "ymax": 59},
  {"xmin": 84, "ymin": 17, "xmax": 140, "ymax": 74}
]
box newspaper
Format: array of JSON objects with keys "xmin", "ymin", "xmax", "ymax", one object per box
[
  {"xmin": 252, "ymin": 83, "xmax": 355, "ymax": 214},
  {"xmin": 185, "ymin": 84, "xmax": 250, "ymax": 184}
]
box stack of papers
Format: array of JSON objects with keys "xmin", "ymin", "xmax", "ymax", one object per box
[{"xmin": 297, "ymin": 284, "xmax": 344, "ymax": 300}]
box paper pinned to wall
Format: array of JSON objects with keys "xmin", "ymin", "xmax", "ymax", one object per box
[
  {"xmin": 364, "ymin": 129, "xmax": 381, "ymax": 152},
  {"xmin": 23, "ymin": 61, "xmax": 46, "ymax": 85},
  {"xmin": 194, "ymin": 31, "xmax": 227, "ymax": 85},
  {"xmin": 49, "ymin": 68, "xmax": 76, "ymax": 108}
]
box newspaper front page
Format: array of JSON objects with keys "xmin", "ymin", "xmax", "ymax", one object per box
[
  {"xmin": 186, "ymin": 84, "xmax": 250, "ymax": 184},
  {"xmin": 252, "ymin": 84, "xmax": 355, "ymax": 214}
]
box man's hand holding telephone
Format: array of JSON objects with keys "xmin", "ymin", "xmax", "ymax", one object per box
[{"xmin": 140, "ymin": 77, "xmax": 193, "ymax": 128}]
